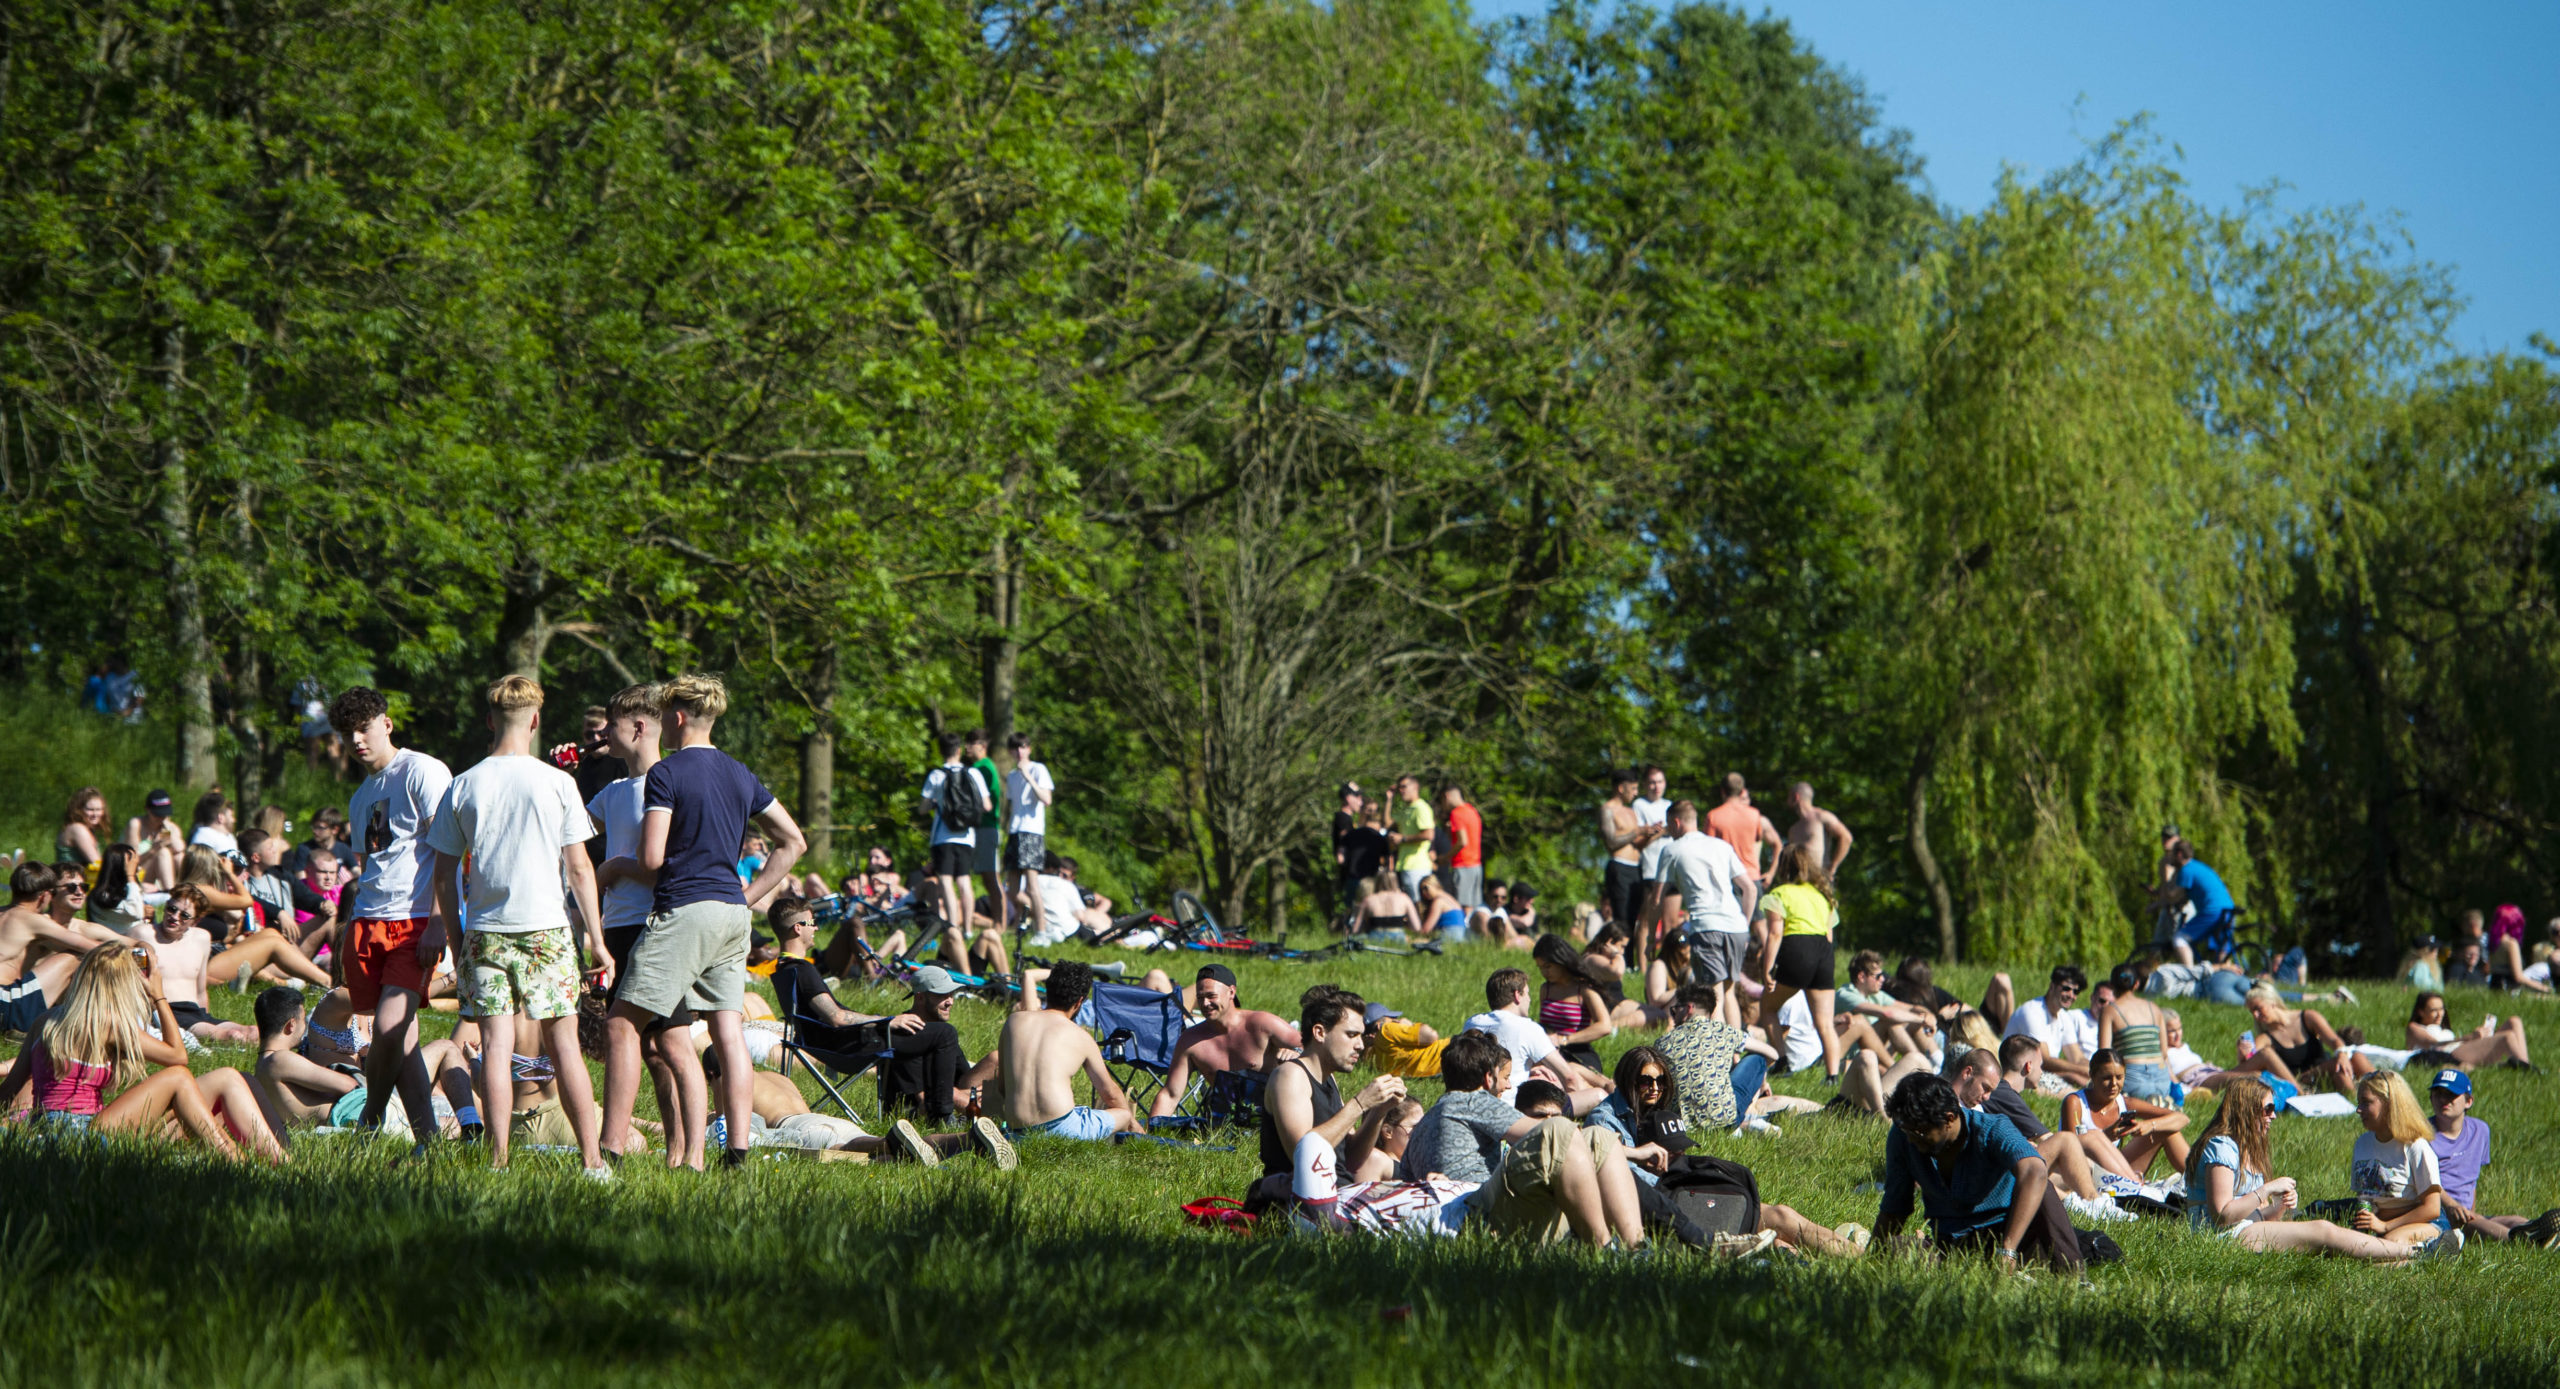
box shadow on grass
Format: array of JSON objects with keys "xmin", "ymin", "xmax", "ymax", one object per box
[{"xmin": 0, "ymin": 1135, "xmax": 2553, "ymax": 1387}]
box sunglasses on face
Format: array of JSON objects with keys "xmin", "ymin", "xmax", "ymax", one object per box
[{"xmin": 1634, "ymin": 1072, "xmax": 1667, "ymax": 1088}]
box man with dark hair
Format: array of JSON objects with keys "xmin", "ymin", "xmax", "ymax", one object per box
[
  {"xmin": 1260, "ymin": 983, "xmax": 1404, "ymax": 1190},
  {"xmin": 769, "ymin": 899, "xmax": 986, "ymax": 1133},
  {"xmin": 1404, "ymin": 1028, "xmax": 1648, "ymax": 1248},
  {"xmin": 1001, "ymin": 731, "xmax": 1052, "ymax": 939},
  {"xmin": 965, "ymin": 728, "xmax": 1007, "ymax": 937},
  {"xmin": 1465, "ymin": 967, "xmax": 1605, "ymax": 1110},
  {"xmin": 996, "ymin": 959, "xmax": 1137, "ymax": 1140},
  {"xmin": 285, "ymin": 806, "xmax": 360, "ymax": 876},
  {"xmin": 1598, "ymin": 769, "xmax": 1658, "ymax": 932},
  {"xmin": 1153, "ymin": 963, "xmax": 1302, "ymax": 1120},
  {"xmin": 2000, "ymin": 964, "xmax": 2096, "ymax": 1087},
  {"xmin": 0, "ymin": 863, "xmax": 95, "ymax": 1035},
  {"xmin": 1647, "ymin": 801, "xmax": 1759, "ymax": 1026},
  {"xmin": 1659, "ymin": 983, "xmax": 1783, "ymax": 1138},
  {"xmin": 1330, "ymin": 782, "xmax": 1366, "ymax": 914},
  {"xmin": 1953, "ymin": 1045, "xmax": 2116, "ymax": 1214},
  {"xmin": 190, "ymin": 790, "xmax": 240, "ymax": 857},
  {"xmin": 920, "ymin": 732, "xmax": 988, "ymax": 966},
  {"xmin": 332, "ymin": 683, "xmax": 454, "ymax": 1141},
  {"xmin": 1874, "ymin": 1071, "xmax": 2081, "ymax": 1272}
]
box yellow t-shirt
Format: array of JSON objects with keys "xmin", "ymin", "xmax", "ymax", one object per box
[
  {"xmin": 1370, "ymin": 1017, "xmax": 1447, "ymax": 1077},
  {"xmin": 1763, "ymin": 882, "xmax": 1835, "ymax": 938},
  {"xmin": 1392, "ymin": 799, "xmax": 1436, "ymax": 873}
]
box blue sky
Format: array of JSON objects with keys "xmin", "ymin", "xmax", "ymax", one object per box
[{"xmin": 1468, "ymin": 0, "xmax": 2558, "ymax": 356}]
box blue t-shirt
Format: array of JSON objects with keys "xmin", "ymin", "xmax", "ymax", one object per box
[
  {"xmin": 2176, "ymin": 860, "xmax": 2234, "ymax": 918},
  {"xmin": 2186, "ymin": 1133, "xmax": 2265, "ymax": 1230},
  {"xmin": 1878, "ymin": 1107, "xmax": 2039, "ymax": 1242},
  {"xmin": 643, "ymin": 746, "xmax": 774, "ymax": 914}
]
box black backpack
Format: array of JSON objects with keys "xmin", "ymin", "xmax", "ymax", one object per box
[
  {"xmin": 937, "ymin": 763, "xmax": 990, "ymax": 824},
  {"xmin": 1656, "ymin": 1154, "xmax": 1762, "ymax": 1238}
]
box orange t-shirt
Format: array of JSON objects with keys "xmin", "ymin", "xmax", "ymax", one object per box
[
  {"xmin": 1704, "ymin": 802, "xmax": 1768, "ymax": 878},
  {"xmin": 1445, "ymin": 803, "xmax": 1484, "ymax": 868}
]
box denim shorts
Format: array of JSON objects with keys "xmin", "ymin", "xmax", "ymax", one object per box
[
  {"xmin": 1029, "ymin": 1106, "xmax": 1118, "ymax": 1141},
  {"xmin": 2123, "ymin": 1062, "xmax": 2175, "ymax": 1102}
]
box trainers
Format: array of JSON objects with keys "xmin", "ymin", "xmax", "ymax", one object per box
[
  {"xmin": 234, "ymin": 963, "xmax": 256, "ymax": 994},
  {"xmin": 890, "ymin": 1119, "xmax": 942, "ymax": 1168},
  {"xmin": 581, "ymin": 1165, "xmax": 616, "ymax": 1184},
  {"xmin": 2331, "ymin": 984, "xmax": 2358, "ymax": 1006},
  {"xmin": 2515, "ymin": 1209, "xmax": 2560, "ymax": 1249},
  {"xmin": 969, "ymin": 1116, "xmax": 1017, "ymax": 1171},
  {"xmin": 1711, "ymin": 1229, "xmax": 1778, "ymax": 1260},
  {"xmin": 2414, "ymin": 1227, "xmax": 2465, "ymax": 1263},
  {"xmin": 1733, "ymin": 1115, "xmax": 1783, "ymax": 1138},
  {"xmin": 1832, "ymin": 1222, "xmax": 1872, "ymax": 1254}
]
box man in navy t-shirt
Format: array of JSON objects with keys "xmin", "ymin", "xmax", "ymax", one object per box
[
  {"xmin": 1873, "ymin": 1071, "xmax": 2081, "ymax": 1271},
  {"xmin": 603, "ymin": 672, "xmax": 807, "ymax": 1170},
  {"xmin": 2165, "ymin": 841, "xmax": 2237, "ymax": 967}
]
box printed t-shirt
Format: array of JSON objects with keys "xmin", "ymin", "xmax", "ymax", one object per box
[
  {"xmin": 1403, "ymin": 1088, "xmax": 1524, "ymax": 1185},
  {"xmin": 346, "ymin": 748, "xmax": 455, "ymax": 921},
  {"xmin": 2350, "ymin": 1131, "xmax": 2442, "ymax": 1203}
]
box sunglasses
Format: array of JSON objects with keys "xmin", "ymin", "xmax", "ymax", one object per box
[{"xmin": 1633, "ymin": 1072, "xmax": 1667, "ymax": 1087}]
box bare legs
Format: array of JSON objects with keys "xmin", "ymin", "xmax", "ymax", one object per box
[
  {"xmin": 1761, "ymin": 1202, "xmax": 1859, "ymax": 1256},
  {"xmin": 2445, "ymin": 1018, "xmax": 2531, "ymax": 1069},
  {"xmin": 362, "ymin": 987, "xmax": 435, "ymax": 1138},
  {"xmin": 606, "ymin": 1005, "xmax": 706, "ymax": 1169},
  {"xmin": 1978, "ymin": 972, "xmax": 2017, "ymax": 1034},
  {"xmin": 101, "ymin": 1066, "xmax": 248, "ymax": 1161},
  {"xmin": 706, "ymin": 1009, "xmax": 754, "ymax": 1160},
  {"xmin": 205, "ymin": 932, "xmax": 332, "ymax": 990},
  {"xmin": 2232, "ymin": 1221, "xmax": 2422, "ymax": 1261}
]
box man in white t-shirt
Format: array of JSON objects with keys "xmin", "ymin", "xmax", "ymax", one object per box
[
  {"xmin": 189, "ymin": 791, "xmax": 240, "ymax": 858},
  {"xmin": 332, "ymin": 684, "xmax": 456, "ymax": 1140},
  {"xmin": 1645, "ymin": 800, "xmax": 1758, "ymax": 1025},
  {"xmin": 1001, "ymin": 731, "xmax": 1055, "ymax": 940},
  {"xmin": 1463, "ymin": 967, "xmax": 1605, "ymax": 1113},
  {"xmin": 427, "ymin": 674, "xmax": 613, "ymax": 1177},
  {"xmin": 920, "ymin": 733, "xmax": 990, "ymax": 969},
  {"xmin": 2000, "ymin": 964, "xmax": 2096, "ymax": 1087}
]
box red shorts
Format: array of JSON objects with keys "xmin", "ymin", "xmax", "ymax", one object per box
[{"xmin": 344, "ymin": 917, "xmax": 432, "ymax": 1011}]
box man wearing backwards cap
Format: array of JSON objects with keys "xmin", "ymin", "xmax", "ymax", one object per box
[
  {"xmin": 2426, "ymin": 1068, "xmax": 2560, "ymax": 1246},
  {"xmin": 1149, "ymin": 963, "xmax": 1303, "ymax": 1120}
]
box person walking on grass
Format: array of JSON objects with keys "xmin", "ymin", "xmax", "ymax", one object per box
[
  {"xmin": 426, "ymin": 675, "xmax": 616, "ymax": 1178},
  {"xmin": 921, "ymin": 732, "xmax": 990, "ymax": 966},
  {"xmin": 605, "ymin": 672, "xmax": 808, "ymax": 1171},
  {"xmin": 331, "ymin": 685, "xmax": 455, "ymax": 1144},
  {"xmin": 590, "ymin": 682, "xmax": 700, "ymax": 1163}
]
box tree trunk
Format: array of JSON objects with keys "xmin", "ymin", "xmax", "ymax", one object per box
[
  {"xmin": 496, "ymin": 567, "xmax": 555, "ymax": 681},
  {"xmin": 2342, "ymin": 585, "xmax": 2399, "ymax": 963},
  {"xmin": 979, "ymin": 529, "xmax": 1021, "ymax": 749},
  {"xmin": 801, "ymin": 644, "xmax": 839, "ymax": 869},
  {"xmin": 229, "ymin": 648, "xmax": 267, "ymax": 813},
  {"xmin": 1907, "ymin": 742, "xmax": 1957, "ymax": 960},
  {"xmin": 1267, "ymin": 854, "xmax": 1289, "ymax": 942},
  {"xmin": 151, "ymin": 247, "xmax": 218, "ymax": 789}
]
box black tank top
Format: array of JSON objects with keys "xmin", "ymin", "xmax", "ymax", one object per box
[{"xmin": 1257, "ymin": 1059, "xmax": 1340, "ymax": 1176}]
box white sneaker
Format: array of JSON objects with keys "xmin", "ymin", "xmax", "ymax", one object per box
[
  {"xmin": 2414, "ymin": 1227, "xmax": 2465, "ymax": 1263},
  {"xmin": 582, "ymin": 1165, "xmax": 616, "ymax": 1184},
  {"xmin": 1832, "ymin": 1222, "xmax": 1872, "ymax": 1254},
  {"xmin": 1711, "ymin": 1229, "xmax": 1778, "ymax": 1260},
  {"xmin": 889, "ymin": 1119, "xmax": 942, "ymax": 1168},
  {"xmin": 2331, "ymin": 984, "xmax": 2358, "ymax": 1006},
  {"xmin": 1734, "ymin": 1115, "xmax": 1783, "ymax": 1137}
]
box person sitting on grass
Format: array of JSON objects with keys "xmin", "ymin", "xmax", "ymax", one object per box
[
  {"xmin": 2229, "ymin": 982, "xmax": 2371, "ymax": 1092},
  {"xmin": 1362, "ymin": 1002, "xmax": 1446, "ymax": 1078},
  {"xmin": 1872, "ymin": 1071, "xmax": 2081, "ymax": 1274},
  {"xmin": 2347, "ymin": 1071, "xmax": 2453, "ymax": 1248},
  {"xmin": 1531, "ymin": 933, "xmax": 1617, "ymax": 1075},
  {"xmin": 2059, "ymin": 1048, "xmax": 2192, "ymax": 1183},
  {"xmin": 744, "ymin": 1060, "xmax": 1013, "ymax": 1169},
  {"xmin": 142, "ymin": 885, "xmax": 331, "ymax": 1045},
  {"xmin": 1399, "ymin": 1029, "xmax": 1648, "ymax": 1249},
  {"xmin": 1836, "ymin": 949, "xmax": 1941, "ymax": 1068},
  {"xmin": 1258, "ymin": 984, "xmax": 1405, "ymax": 1194},
  {"xmin": 1998, "ymin": 964, "xmax": 2095, "ymax": 1089},
  {"xmin": 1153, "ymin": 963, "xmax": 1301, "ymax": 1121},
  {"xmin": 0, "ymin": 863, "xmax": 99, "ymax": 1038},
  {"xmin": 995, "ymin": 960, "xmax": 1138, "ymax": 1140},
  {"xmin": 2184, "ymin": 1076, "xmax": 2461, "ymax": 1263},
  {"xmin": 1762, "ymin": 986, "xmax": 1923, "ymax": 1118},
  {"xmin": 1949, "ymin": 1047, "xmax": 2124, "ymax": 1221},
  {"xmin": 1657, "ymin": 983, "xmax": 1783, "ymax": 1138},
  {"xmin": 249, "ymin": 986, "xmax": 482, "ymax": 1138},
  {"xmin": 2423, "ymin": 1068, "xmax": 2560, "ymax": 1246},
  {"xmin": 0, "ymin": 945, "xmax": 287, "ymax": 1162},
  {"xmin": 2404, "ymin": 991, "xmax": 2531, "ymax": 1070},
  {"xmin": 1466, "ymin": 967, "xmax": 1608, "ymax": 1111}
]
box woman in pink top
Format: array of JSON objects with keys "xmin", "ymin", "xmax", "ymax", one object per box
[{"xmin": 0, "ymin": 945, "xmax": 287, "ymax": 1161}]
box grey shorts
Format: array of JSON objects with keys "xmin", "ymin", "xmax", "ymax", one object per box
[
  {"xmin": 1004, "ymin": 833, "xmax": 1046, "ymax": 873},
  {"xmin": 619, "ymin": 899, "xmax": 752, "ymax": 1018},
  {"xmin": 1448, "ymin": 866, "xmax": 1484, "ymax": 909},
  {"xmin": 1687, "ymin": 930, "xmax": 1750, "ymax": 984},
  {"xmin": 972, "ymin": 834, "xmax": 1000, "ymax": 877}
]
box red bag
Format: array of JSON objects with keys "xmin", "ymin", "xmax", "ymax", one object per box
[{"xmin": 1181, "ymin": 1196, "xmax": 1257, "ymax": 1234}]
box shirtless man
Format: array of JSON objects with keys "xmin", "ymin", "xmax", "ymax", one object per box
[
  {"xmin": 0, "ymin": 863, "xmax": 97, "ymax": 1037},
  {"xmin": 145, "ymin": 885, "xmax": 330, "ymax": 1044},
  {"xmin": 1783, "ymin": 782, "xmax": 1854, "ymax": 881},
  {"xmin": 1598, "ymin": 769, "xmax": 1661, "ymax": 934},
  {"xmin": 995, "ymin": 960, "xmax": 1139, "ymax": 1140},
  {"xmin": 1149, "ymin": 964, "xmax": 1301, "ymax": 1119},
  {"xmin": 250, "ymin": 986, "xmax": 479, "ymax": 1134},
  {"xmin": 41, "ymin": 874, "xmax": 127, "ymax": 949}
]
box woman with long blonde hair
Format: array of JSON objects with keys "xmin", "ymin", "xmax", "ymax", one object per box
[
  {"xmin": 0, "ymin": 944, "xmax": 288, "ymax": 1162},
  {"xmin": 2185, "ymin": 1077, "xmax": 2455, "ymax": 1262},
  {"xmin": 2348, "ymin": 1072, "xmax": 2449, "ymax": 1246}
]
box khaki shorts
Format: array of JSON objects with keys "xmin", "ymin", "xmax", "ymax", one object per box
[
  {"xmin": 619, "ymin": 900, "xmax": 752, "ymax": 1019},
  {"xmin": 512, "ymin": 1099, "xmax": 579, "ymax": 1147},
  {"xmin": 1482, "ymin": 1117, "xmax": 1625, "ymax": 1241}
]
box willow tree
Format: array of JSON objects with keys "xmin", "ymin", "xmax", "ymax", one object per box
[{"xmin": 1884, "ymin": 135, "xmax": 2316, "ymax": 963}]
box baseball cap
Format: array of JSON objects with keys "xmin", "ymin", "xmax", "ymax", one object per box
[
  {"xmin": 146, "ymin": 789, "xmax": 173, "ymax": 812},
  {"xmin": 1363, "ymin": 1002, "xmax": 1402, "ymax": 1025},
  {"xmin": 1196, "ymin": 963, "xmax": 1238, "ymax": 990},
  {"xmin": 2428, "ymin": 1068, "xmax": 2472, "ymax": 1097},
  {"xmin": 908, "ymin": 965, "xmax": 964, "ymax": 997}
]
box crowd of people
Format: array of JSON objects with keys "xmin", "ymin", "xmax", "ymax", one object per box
[{"xmin": 7, "ymin": 696, "xmax": 2560, "ymax": 1276}]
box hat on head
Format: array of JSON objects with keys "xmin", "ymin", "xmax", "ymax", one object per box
[
  {"xmin": 1338, "ymin": 781, "xmax": 1362, "ymax": 798},
  {"xmin": 2429, "ymin": 1068, "xmax": 2472, "ymax": 1097},
  {"xmin": 908, "ymin": 965, "xmax": 964, "ymax": 997},
  {"xmin": 1363, "ymin": 1002, "xmax": 1402, "ymax": 1026},
  {"xmin": 146, "ymin": 789, "xmax": 173, "ymax": 812},
  {"xmin": 1196, "ymin": 963, "xmax": 1238, "ymax": 991}
]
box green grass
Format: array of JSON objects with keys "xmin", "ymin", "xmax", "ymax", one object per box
[{"xmin": 3, "ymin": 940, "xmax": 2558, "ymax": 1386}]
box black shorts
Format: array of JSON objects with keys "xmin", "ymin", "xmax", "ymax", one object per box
[
  {"xmin": 929, "ymin": 841, "xmax": 974, "ymax": 878},
  {"xmin": 0, "ymin": 977, "xmax": 50, "ymax": 1034},
  {"xmin": 1772, "ymin": 934, "xmax": 1836, "ymax": 991},
  {"xmin": 1004, "ymin": 833, "xmax": 1045, "ymax": 873},
  {"xmin": 166, "ymin": 999, "xmax": 213, "ymax": 1033},
  {"xmin": 602, "ymin": 924, "xmax": 694, "ymax": 1030},
  {"xmin": 1604, "ymin": 860, "xmax": 1646, "ymax": 927}
]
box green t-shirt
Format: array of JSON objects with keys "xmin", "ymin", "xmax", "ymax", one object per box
[
  {"xmin": 974, "ymin": 756, "xmax": 1004, "ymax": 831},
  {"xmin": 1392, "ymin": 798, "xmax": 1435, "ymax": 873}
]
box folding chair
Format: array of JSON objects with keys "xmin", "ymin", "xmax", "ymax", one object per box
[
  {"xmin": 1080, "ymin": 980, "xmax": 1198, "ymax": 1125},
  {"xmin": 768, "ymin": 962, "xmax": 893, "ymax": 1124}
]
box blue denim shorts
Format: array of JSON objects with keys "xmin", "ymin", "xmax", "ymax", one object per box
[{"xmin": 2123, "ymin": 1062, "xmax": 2175, "ymax": 1102}]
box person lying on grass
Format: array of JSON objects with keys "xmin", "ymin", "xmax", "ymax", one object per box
[
  {"xmin": 1949, "ymin": 1046, "xmax": 2123, "ymax": 1222},
  {"xmin": 2423, "ymin": 1068, "xmax": 2560, "ymax": 1246},
  {"xmin": 1872, "ymin": 1071, "xmax": 2082, "ymax": 1273},
  {"xmin": 0, "ymin": 944, "xmax": 287, "ymax": 1162},
  {"xmin": 250, "ymin": 986, "xmax": 480, "ymax": 1139},
  {"xmin": 2059, "ymin": 1048, "xmax": 2192, "ymax": 1184},
  {"xmin": 2183, "ymin": 1076, "xmax": 2461, "ymax": 1263},
  {"xmin": 996, "ymin": 960, "xmax": 1139, "ymax": 1140},
  {"xmin": 1153, "ymin": 963, "xmax": 1300, "ymax": 1121},
  {"xmin": 1396, "ymin": 1028, "xmax": 1648, "ymax": 1248},
  {"xmin": 739, "ymin": 1063, "xmax": 1013, "ymax": 1169},
  {"xmin": 2405, "ymin": 992, "xmax": 2532, "ymax": 1070}
]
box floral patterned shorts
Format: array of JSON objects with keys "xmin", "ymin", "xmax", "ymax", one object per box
[{"xmin": 463, "ymin": 926, "xmax": 582, "ymax": 1021}]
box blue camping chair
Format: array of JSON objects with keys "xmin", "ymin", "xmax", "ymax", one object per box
[{"xmin": 1079, "ymin": 980, "xmax": 1199, "ymax": 1125}]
